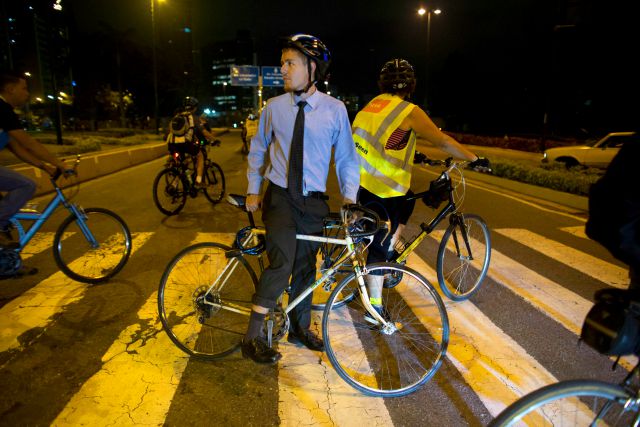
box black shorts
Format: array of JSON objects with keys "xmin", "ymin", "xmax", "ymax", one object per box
[
  {"xmin": 358, "ymin": 187, "xmax": 415, "ymax": 264},
  {"xmin": 168, "ymin": 142, "xmax": 199, "ymax": 157}
]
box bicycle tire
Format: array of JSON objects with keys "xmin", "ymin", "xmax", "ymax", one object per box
[
  {"xmin": 203, "ymin": 162, "xmax": 225, "ymax": 203},
  {"xmin": 436, "ymin": 213, "xmax": 491, "ymax": 301},
  {"xmin": 153, "ymin": 168, "xmax": 187, "ymax": 215},
  {"xmin": 489, "ymin": 380, "xmax": 636, "ymax": 427},
  {"xmin": 323, "ymin": 263, "xmax": 449, "ymax": 397},
  {"xmin": 158, "ymin": 242, "xmax": 258, "ymax": 360},
  {"xmin": 53, "ymin": 208, "xmax": 132, "ymax": 283}
]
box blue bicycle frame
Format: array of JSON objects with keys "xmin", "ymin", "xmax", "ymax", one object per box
[{"xmin": 9, "ymin": 181, "xmax": 96, "ymax": 252}]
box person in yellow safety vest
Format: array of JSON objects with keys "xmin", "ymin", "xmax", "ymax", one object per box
[{"xmin": 352, "ymin": 58, "xmax": 490, "ymax": 321}]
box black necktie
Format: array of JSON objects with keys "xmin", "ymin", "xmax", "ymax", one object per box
[{"xmin": 288, "ymin": 101, "xmax": 307, "ymax": 205}]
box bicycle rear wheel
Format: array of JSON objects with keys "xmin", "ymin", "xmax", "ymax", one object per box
[
  {"xmin": 489, "ymin": 380, "xmax": 636, "ymax": 426},
  {"xmin": 153, "ymin": 168, "xmax": 187, "ymax": 215},
  {"xmin": 323, "ymin": 263, "xmax": 449, "ymax": 397},
  {"xmin": 158, "ymin": 242, "xmax": 258, "ymax": 359},
  {"xmin": 437, "ymin": 213, "xmax": 491, "ymax": 301},
  {"xmin": 203, "ymin": 162, "xmax": 225, "ymax": 203},
  {"xmin": 53, "ymin": 208, "xmax": 132, "ymax": 283}
]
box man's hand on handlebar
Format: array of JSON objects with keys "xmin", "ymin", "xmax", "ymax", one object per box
[
  {"xmin": 468, "ymin": 156, "xmax": 492, "ymax": 173},
  {"xmin": 246, "ymin": 194, "xmax": 262, "ymax": 212}
]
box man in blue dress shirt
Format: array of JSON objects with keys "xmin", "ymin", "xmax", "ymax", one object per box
[{"xmin": 243, "ymin": 34, "xmax": 360, "ymax": 364}]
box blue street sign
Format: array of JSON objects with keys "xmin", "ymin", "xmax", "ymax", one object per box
[
  {"xmin": 262, "ymin": 66, "xmax": 283, "ymax": 87},
  {"xmin": 230, "ymin": 65, "xmax": 259, "ymax": 86}
]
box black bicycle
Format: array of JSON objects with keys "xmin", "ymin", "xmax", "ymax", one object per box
[{"xmin": 152, "ymin": 141, "xmax": 225, "ymax": 215}]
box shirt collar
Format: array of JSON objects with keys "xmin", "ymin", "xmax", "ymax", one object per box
[{"xmin": 290, "ymin": 88, "xmax": 320, "ymax": 110}]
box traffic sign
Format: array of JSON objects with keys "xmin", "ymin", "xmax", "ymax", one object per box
[
  {"xmin": 230, "ymin": 65, "xmax": 259, "ymax": 86},
  {"xmin": 262, "ymin": 66, "xmax": 283, "ymax": 87}
]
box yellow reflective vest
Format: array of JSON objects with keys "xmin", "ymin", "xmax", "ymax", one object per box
[{"xmin": 352, "ymin": 94, "xmax": 416, "ymax": 198}]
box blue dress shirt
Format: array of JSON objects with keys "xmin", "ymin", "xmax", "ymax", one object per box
[{"xmin": 247, "ymin": 90, "xmax": 360, "ymax": 202}]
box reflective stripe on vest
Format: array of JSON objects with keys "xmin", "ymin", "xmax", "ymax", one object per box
[{"xmin": 352, "ymin": 94, "xmax": 416, "ymax": 197}]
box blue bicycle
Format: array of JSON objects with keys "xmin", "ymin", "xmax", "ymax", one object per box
[{"xmin": 3, "ymin": 157, "xmax": 132, "ymax": 283}]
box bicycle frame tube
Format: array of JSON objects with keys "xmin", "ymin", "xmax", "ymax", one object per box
[
  {"xmin": 11, "ymin": 188, "xmax": 66, "ymax": 250},
  {"xmin": 395, "ymin": 200, "xmax": 456, "ymax": 264}
]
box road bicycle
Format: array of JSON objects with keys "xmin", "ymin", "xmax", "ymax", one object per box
[
  {"xmin": 158, "ymin": 195, "xmax": 449, "ymax": 397},
  {"xmin": 489, "ymin": 362, "xmax": 640, "ymax": 426},
  {"xmin": 324, "ymin": 157, "xmax": 491, "ymax": 302},
  {"xmin": 3, "ymin": 156, "xmax": 132, "ymax": 283},
  {"xmin": 152, "ymin": 141, "xmax": 225, "ymax": 215}
]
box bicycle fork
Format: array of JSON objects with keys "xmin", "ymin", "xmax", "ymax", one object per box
[
  {"xmin": 69, "ymin": 205, "xmax": 99, "ymax": 248},
  {"xmin": 450, "ymin": 213, "xmax": 474, "ymax": 261}
]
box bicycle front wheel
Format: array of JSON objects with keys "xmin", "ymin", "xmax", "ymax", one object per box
[
  {"xmin": 437, "ymin": 213, "xmax": 491, "ymax": 301},
  {"xmin": 53, "ymin": 208, "xmax": 132, "ymax": 283},
  {"xmin": 158, "ymin": 242, "xmax": 258, "ymax": 359},
  {"xmin": 152, "ymin": 168, "xmax": 187, "ymax": 215},
  {"xmin": 323, "ymin": 263, "xmax": 449, "ymax": 397},
  {"xmin": 203, "ymin": 162, "xmax": 225, "ymax": 203},
  {"xmin": 490, "ymin": 380, "xmax": 636, "ymax": 427}
]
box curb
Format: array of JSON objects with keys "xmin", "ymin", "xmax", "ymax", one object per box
[{"xmin": 9, "ymin": 142, "xmax": 167, "ymax": 197}]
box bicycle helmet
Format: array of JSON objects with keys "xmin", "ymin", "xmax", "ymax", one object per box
[
  {"xmin": 183, "ymin": 96, "xmax": 199, "ymax": 111},
  {"xmin": 378, "ymin": 59, "xmax": 416, "ymax": 95},
  {"xmin": 282, "ymin": 33, "xmax": 331, "ymax": 92}
]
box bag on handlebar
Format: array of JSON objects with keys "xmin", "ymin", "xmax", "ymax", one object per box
[
  {"xmin": 422, "ymin": 175, "xmax": 451, "ymax": 209},
  {"xmin": 580, "ymin": 288, "xmax": 640, "ymax": 356}
]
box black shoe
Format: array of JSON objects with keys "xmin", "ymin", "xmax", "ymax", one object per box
[
  {"xmin": 241, "ymin": 337, "xmax": 281, "ymax": 364},
  {"xmin": 363, "ymin": 305, "xmax": 390, "ymax": 326},
  {"xmin": 287, "ymin": 329, "xmax": 324, "ymax": 351},
  {"xmin": 14, "ymin": 265, "xmax": 38, "ymax": 277}
]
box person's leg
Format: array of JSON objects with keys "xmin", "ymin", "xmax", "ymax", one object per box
[
  {"xmin": 288, "ymin": 197, "xmax": 328, "ymax": 333},
  {"xmin": 242, "ymin": 185, "xmax": 296, "ymax": 363},
  {"xmin": 0, "ymin": 167, "xmax": 36, "ymax": 247},
  {"xmin": 195, "ymin": 150, "xmax": 204, "ymax": 184}
]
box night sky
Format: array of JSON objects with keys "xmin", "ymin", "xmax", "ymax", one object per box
[{"xmin": 65, "ymin": 0, "xmax": 638, "ymax": 135}]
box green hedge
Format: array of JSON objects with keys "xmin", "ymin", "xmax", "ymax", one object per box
[{"xmin": 491, "ymin": 159, "xmax": 600, "ymax": 196}]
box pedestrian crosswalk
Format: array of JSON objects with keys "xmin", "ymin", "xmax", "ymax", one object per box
[{"xmin": 0, "ymin": 226, "xmax": 631, "ymax": 426}]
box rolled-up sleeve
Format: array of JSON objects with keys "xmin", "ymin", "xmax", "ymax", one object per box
[
  {"xmin": 246, "ymin": 105, "xmax": 271, "ymax": 195},
  {"xmin": 333, "ymin": 104, "xmax": 360, "ymax": 202}
]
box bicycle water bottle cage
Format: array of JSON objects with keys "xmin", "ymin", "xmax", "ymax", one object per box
[
  {"xmin": 422, "ymin": 175, "xmax": 451, "ymax": 209},
  {"xmin": 235, "ymin": 226, "xmax": 266, "ymax": 255}
]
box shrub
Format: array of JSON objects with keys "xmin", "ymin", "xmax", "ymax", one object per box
[{"xmin": 491, "ymin": 159, "xmax": 600, "ymax": 196}]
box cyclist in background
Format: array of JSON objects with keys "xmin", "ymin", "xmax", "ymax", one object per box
[
  {"xmin": 0, "ymin": 70, "xmax": 67, "ymax": 251},
  {"xmin": 166, "ymin": 97, "xmax": 211, "ymax": 187},
  {"xmin": 352, "ymin": 58, "xmax": 490, "ymax": 319}
]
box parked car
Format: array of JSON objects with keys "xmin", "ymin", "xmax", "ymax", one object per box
[{"xmin": 542, "ymin": 131, "xmax": 637, "ymax": 168}]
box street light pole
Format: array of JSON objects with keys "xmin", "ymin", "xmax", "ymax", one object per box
[
  {"xmin": 150, "ymin": 0, "xmax": 160, "ymax": 134},
  {"xmin": 418, "ymin": 7, "xmax": 441, "ymax": 111}
]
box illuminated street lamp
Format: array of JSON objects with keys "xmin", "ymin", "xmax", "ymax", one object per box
[
  {"xmin": 418, "ymin": 6, "xmax": 441, "ymax": 110},
  {"xmin": 150, "ymin": 0, "xmax": 165, "ymax": 133}
]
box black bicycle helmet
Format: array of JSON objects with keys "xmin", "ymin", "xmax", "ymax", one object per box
[
  {"xmin": 283, "ymin": 33, "xmax": 332, "ymax": 88},
  {"xmin": 183, "ymin": 96, "xmax": 199, "ymax": 111},
  {"xmin": 378, "ymin": 59, "xmax": 416, "ymax": 95}
]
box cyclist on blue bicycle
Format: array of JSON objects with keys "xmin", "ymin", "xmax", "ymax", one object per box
[{"xmin": 0, "ymin": 70, "xmax": 67, "ymax": 250}]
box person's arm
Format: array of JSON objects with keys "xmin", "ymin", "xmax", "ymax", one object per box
[
  {"xmin": 407, "ymin": 106, "xmax": 477, "ymax": 161},
  {"xmin": 245, "ymin": 105, "xmax": 271, "ymax": 211},
  {"xmin": 7, "ymin": 130, "xmax": 65, "ymax": 175},
  {"xmin": 333, "ymin": 104, "xmax": 360, "ymax": 205}
]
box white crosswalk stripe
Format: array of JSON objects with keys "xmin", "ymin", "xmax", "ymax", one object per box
[
  {"xmin": 495, "ymin": 228, "xmax": 629, "ymax": 288},
  {"xmin": 0, "ymin": 232, "xmax": 153, "ymax": 353}
]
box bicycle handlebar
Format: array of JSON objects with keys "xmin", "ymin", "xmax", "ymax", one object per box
[
  {"xmin": 51, "ymin": 155, "xmax": 80, "ymax": 183},
  {"xmin": 341, "ymin": 204, "xmax": 386, "ymax": 239}
]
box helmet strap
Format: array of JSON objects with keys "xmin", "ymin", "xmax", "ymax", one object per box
[{"xmin": 294, "ymin": 60, "xmax": 315, "ymax": 96}]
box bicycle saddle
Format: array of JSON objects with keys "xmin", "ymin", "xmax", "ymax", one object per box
[{"xmin": 226, "ymin": 194, "xmax": 246, "ymax": 209}]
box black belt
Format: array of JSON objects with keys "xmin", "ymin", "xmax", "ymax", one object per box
[{"xmin": 271, "ymin": 183, "xmax": 328, "ymax": 200}]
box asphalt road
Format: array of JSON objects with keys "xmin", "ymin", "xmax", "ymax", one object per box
[{"xmin": 0, "ymin": 131, "xmax": 631, "ymax": 426}]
